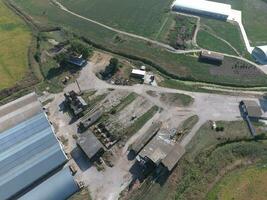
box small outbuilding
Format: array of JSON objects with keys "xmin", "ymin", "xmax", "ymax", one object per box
[
  {"xmin": 131, "ymin": 69, "xmax": 146, "ymax": 79},
  {"xmin": 199, "ymin": 50, "xmax": 224, "ymax": 64},
  {"xmin": 77, "ymin": 131, "xmax": 104, "ymax": 161},
  {"xmin": 240, "ymin": 100, "xmax": 263, "ymax": 119}
]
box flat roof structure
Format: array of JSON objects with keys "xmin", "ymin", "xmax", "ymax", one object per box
[
  {"xmin": 138, "ymin": 129, "xmax": 175, "ymax": 164},
  {"xmin": 161, "ymin": 143, "xmax": 185, "ymax": 171},
  {"xmin": 0, "ymin": 93, "xmax": 67, "ymax": 200},
  {"xmin": 131, "ymin": 69, "xmax": 146, "ymax": 77},
  {"xmin": 200, "ymin": 50, "xmax": 224, "ymax": 62},
  {"xmin": 130, "ymin": 122, "xmax": 161, "ymax": 154},
  {"xmin": 77, "ymin": 130, "xmax": 104, "ymax": 160},
  {"xmin": 241, "ymin": 100, "xmax": 263, "ymax": 118},
  {"xmin": 172, "ymin": 0, "xmax": 232, "ymax": 19},
  {"xmin": 19, "ymin": 168, "xmax": 78, "ymax": 200}
]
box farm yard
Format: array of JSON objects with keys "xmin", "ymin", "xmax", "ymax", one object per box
[
  {"xmin": 10, "ymin": 0, "xmax": 267, "ymax": 88},
  {"xmin": 0, "ymin": 0, "xmax": 32, "ymax": 89},
  {"xmin": 127, "ymin": 121, "xmax": 267, "ymax": 200}
]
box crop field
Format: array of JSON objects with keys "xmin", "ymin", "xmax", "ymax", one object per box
[
  {"xmin": 0, "ymin": 1, "xmax": 31, "ymax": 89},
  {"xmin": 11, "ymin": 0, "xmax": 267, "ymax": 87},
  {"xmin": 213, "ymin": 0, "xmax": 267, "ymax": 46},
  {"xmin": 58, "ymin": 0, "xmax": 173, "ymax": 38},
  {"xmin": 207, "ymin": 165, "xmax": 267, "ymax": 200}
]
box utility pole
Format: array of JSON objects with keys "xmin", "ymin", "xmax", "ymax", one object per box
[{"xmin": 76, "ymin": 80, "xmax": 82, "ymax": 94}]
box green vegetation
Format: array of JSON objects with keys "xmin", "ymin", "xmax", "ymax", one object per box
[
  {"xmin": 207, "ymin": 165, "xmax": 267, "ymax": 200},
  {"xmin": 100, "ymin": 58, "xmax": 119, "ymax": 80},
  {"xmin": 213, "ymin": 0, "xmax": 267, "ymax": 46},
  {"xmin": 159, "ymin": 14, "xmax": 197, "ymax": 49},
  {"xmin": 197, "ymin": 30, "xmax": 237, "ymax": 55},
  {"xmin": 159, "ymin": 92, "xmax": 193, "ymax": 107},
  {"xmin": 11, "ymin": 0, "xmax": 267, "ymax": 87},
  {"xmin": 127, "ymin": 121, "xmax": 267, "ymax": 200},
  {"xmin": 109, "ymin": 93, "xmax": 137, "ymax": 114},
  {"xmin": 0, "ymin": 0, "xmax": 32, "ymax": 89},
  {"xmin": 125, "ymin": 105, "xmax": 159, "ymax": 137},
  {"xmin": 177, "ymin": 115, "xmax": 199, "ymax": 140},
  {"xmin": 82, "ymin": 93, "xmax": 108, "ymax": 113},
  {"xmin": 58, "ymin": 0, "xmax": 173, "ymax": 38},
  {"xmin": 199, "ymin": 18, "xmax": 247, "ymax": 56}
]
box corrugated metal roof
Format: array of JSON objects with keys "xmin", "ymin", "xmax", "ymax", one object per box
[
  {"xmin": 0, "ymin": 112, "xmax": 67, "ymax": 200},
  {"xmin": 18, "ymin": 168, "xmax": 78, "ymax": 200},
  {"xmin": 172, "ymin": 0, "xmax": 232, "ymax": 17}
]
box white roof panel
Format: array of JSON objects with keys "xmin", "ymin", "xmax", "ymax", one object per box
[{"xmin": 172, "ymin": 0, "xmax": 232, "ymax": 17}]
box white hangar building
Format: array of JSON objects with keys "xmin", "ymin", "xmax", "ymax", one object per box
[
  {"xmin": 172, "ymin": 0, "xmax": 232, "ymax": 20},
  {"xmin": 252, "ymin": 46, "xmax": 267, "ymax": 65}
]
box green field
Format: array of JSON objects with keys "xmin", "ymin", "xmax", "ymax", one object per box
[
  {"xmin": 11, "ymin": 0, "xmax": 267, "ymax": 87},
  {"xmin": 58, "ymin": 0, "xmax": 173, "ymax": 38},
  {"xmin": 199, "ymin": 18, "xmax": 247, "ymax": 56},
  {"xmin": 197, "ymin": 30, "xmax": 238, "ymax": 55},
  {"xmin": 0, "ymin": 1, "xmax": 31, "ymax": 89},
  {"xmin": 213, "ymin": 0, "xmax": 267, "ymax": 46},
  {"xmin": 207, "ymin": 165, "xmax": 267, "ymax": 200}
]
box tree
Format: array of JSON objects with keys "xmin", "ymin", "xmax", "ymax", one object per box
[{"xmin": 69, "ymin": 40, "xmax": 92, "ymax": 59}]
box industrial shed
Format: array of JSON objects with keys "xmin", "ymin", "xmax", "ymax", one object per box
[
  {"xmin": 137, "ymin": 129, "xmax": 185, "ymax": 171},
  {"xmin": 199, "ymin": 50, "xmax": 224, "ymax": 64},
  {"xmin": 172, "ymin": 0, "xmax": 232, "ymax": 20},
  {"xmin": 19, "ymin": 168, "xmax": 78, "ymax": 200},
  {"xmin": 77, "ymin": 130, "xmax": 104, "ymax": 161},
  {"xmin": 130, "ymin": 122, "xmax": 161, "ymax": 154},
  {"xmin": 0, "ymin": 93, "xmax": 68, "ymax": 200},
  {"xmin": 252, "ymin": 46, "xmax": 267, "ymax": 65}
]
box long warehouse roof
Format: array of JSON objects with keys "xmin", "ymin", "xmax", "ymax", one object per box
[
  {"xmin": 172, "ymin": 0, "xmax": 232, "ymax": 17},
  {"xmin": 0, "ymin": 94, "xmax": 67, "ymax": 200},
  {"xmin": 19, "ymin": 168, "xmax": 78, "ymax": 200}
]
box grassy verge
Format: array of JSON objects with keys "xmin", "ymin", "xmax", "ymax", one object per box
[
  {"xmin": 160, "ymin": 92, "xmax": 193, "ymax": 107},
  {"xmin": 125, "ymin": 105, "xmax": 159, "ymax": 138},
  {"xmin": 109, "ymin": 92, "xmax": 137, "ymax": 114}
]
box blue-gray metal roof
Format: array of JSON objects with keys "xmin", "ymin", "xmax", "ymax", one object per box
[
  {"xmin": 19, "ymin": 168, "xmax": 78, "ymax": 200},
  {"xmin": 0, "ymin": 112, "xmax": 67, "ymax": 200}
]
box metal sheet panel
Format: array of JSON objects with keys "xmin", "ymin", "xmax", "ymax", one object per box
[
  {"xmin": 0, "ymin": 112, "xmax": 67, "ymax": 200},
  {"xmin": 19, "ymin": 168, "xmax": 78, "ymax": 200}
]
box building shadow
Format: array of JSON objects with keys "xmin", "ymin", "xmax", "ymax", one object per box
[
  {"xmin": 259, "ymin": 98, "xmax": 267, "ymax": 112},
  {"xmin": 71, "ymin": 147, "xmax": 92, "ymax": 172},
  {"xmin": 127, "ymin": 150, "xmax": 136, "ymax": 161}
]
